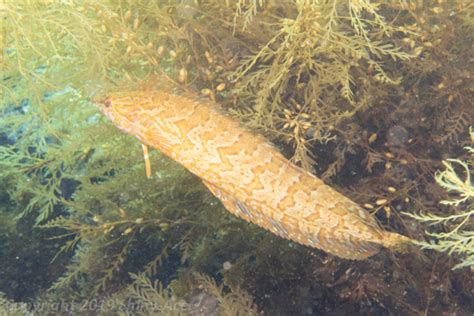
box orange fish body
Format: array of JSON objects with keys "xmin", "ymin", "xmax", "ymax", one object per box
[{"xmin": 96, "ymin": 90, "xmax": 411, "ymax": 260}]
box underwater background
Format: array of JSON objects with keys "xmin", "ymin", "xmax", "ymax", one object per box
[{"xmin": 1, "ymin": 1, "xmax": 473, "ymax": 315}]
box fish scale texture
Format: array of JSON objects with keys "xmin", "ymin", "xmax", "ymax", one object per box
[{"xmin": 97, "ymin": 90, "xmax": 411, "ymax": 260}]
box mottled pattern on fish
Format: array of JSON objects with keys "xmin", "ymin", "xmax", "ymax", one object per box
[{"xmin": 95, "ymin": 90, "xmax": 411, "ymax": 260}]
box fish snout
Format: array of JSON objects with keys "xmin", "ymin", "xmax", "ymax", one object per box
[
  {"xmin": 91, "ymin": 96, "xmax": 114, "ymax": 123},
  {"xmin": 91, "ymin": 96, "xmax": 112, "ymax": 110}
]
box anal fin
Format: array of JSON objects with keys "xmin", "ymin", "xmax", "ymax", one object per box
[{"xmin": 202, "ymin": 181, "xmax": 255, "ymax": 223}]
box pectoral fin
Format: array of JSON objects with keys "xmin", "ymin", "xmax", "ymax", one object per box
[{"xmin": 146, "ymin": 130, "xmax": 176, "ymax": 153}]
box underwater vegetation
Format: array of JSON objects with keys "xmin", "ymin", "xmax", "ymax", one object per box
[
  {"xmin": 1, "ymin": 0, "xmax": 473, "ymax": 315},
  {"xmin": 405, "ymin": 128, "xmax": 474, "ymax": 270}
]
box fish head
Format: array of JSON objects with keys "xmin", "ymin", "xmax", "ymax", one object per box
[
  {"xmin": 92, "ymin": 92, "xmax": 142, "ymax": 133},
  {"xmin": 92, "ymin": 95, "xmax": 115, "ymax": 119}
]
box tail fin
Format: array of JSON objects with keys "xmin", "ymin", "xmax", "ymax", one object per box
[{"xmin": 381, "ymin": 232, "xmax": 415, "ymax": 253}]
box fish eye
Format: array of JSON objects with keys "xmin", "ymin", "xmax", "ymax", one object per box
[{"xmin": 104, "ymin": 98, "xmax": 112, "ymax": 108}]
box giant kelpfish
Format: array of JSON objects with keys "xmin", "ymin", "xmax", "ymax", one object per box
[{"xmin": 93, "ymin": 86, "xmax": 413, "ymax": 260}]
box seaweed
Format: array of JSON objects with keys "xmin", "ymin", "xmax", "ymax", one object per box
[
  {"xmin": 103, "ymin": 271, "xmax": 259, "ymax": 315},
  {"xmin": 405, "ymin": 128, "xmax": 473, "ymax": 270},
  {"xmin": 230, "ymin": 0, "xmax": 415, "ymax": 170}
]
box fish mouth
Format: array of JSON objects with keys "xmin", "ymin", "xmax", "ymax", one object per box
[{"xmin": 91, "ymin": 96, "xmax": 112, "ymax": 108}]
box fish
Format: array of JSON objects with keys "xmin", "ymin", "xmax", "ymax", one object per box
[{"xmin": 94, "ymin": 90, "xmax": 412, "ymax": 260}]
